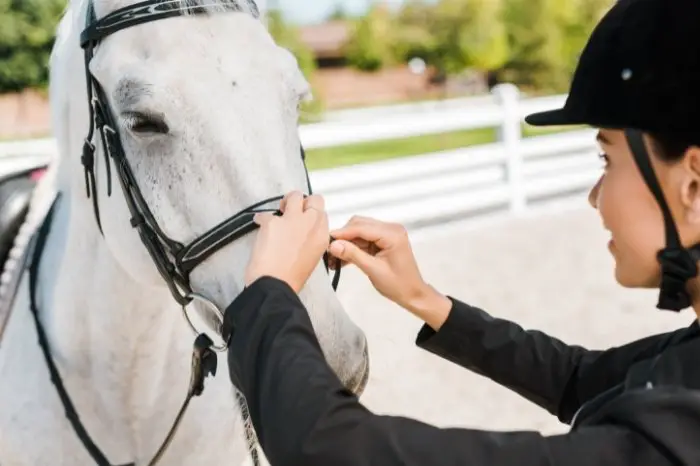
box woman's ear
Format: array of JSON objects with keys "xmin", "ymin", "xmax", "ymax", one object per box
[{"xmin": 680, "ymin": 147, "xmax": 700, "ymax": 224}]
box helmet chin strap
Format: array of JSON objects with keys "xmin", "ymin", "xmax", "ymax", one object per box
[{"xmin": 625, "ymin": 129, "xmax": 700, "ymax": 311}]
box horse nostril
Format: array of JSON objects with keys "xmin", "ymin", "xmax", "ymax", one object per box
[{"xmin": 355, "ymin": 334, "xmax": 366, "ymax": 351}]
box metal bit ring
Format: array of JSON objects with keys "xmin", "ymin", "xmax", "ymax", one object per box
[{"xmin": 182, "ymin": 292, "xmax": 227, "ymax": 353}]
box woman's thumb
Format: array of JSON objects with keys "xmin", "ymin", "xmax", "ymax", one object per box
[{"xmin": 329, "ymin": 240, "xmax": 376, "ymax": 273}]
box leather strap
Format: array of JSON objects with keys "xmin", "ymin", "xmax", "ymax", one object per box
[
  {"xmin": 625, "ymin": 129, "xmax": 700, "ymax": 311},
  {"xmin": 26, "ymin": 195, "xmax": 222, "ymax": 466}
]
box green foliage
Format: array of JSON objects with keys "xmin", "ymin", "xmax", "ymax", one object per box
[
  {"xmin": 0, "ymin": 0, "xmax": 618, "ymax": 99},
  {"xmin": 388, "ymin": 0, "xmax": 612, "ymax": 92},
  {"xmin": 345, "ymin": 5, "xmax": 396, "ymax": 72},
  {"xmin": 498, "ymin": 0, "xmax": 612, "ymax": 93},
  {"xmin": 402, "ymin": 0, "xmax": 509, "ymax": 75},
  {"xmin": 561, "ymin": 0, "xmax": 611, "ymax": 73},
  {"xmin": 499, "ymin": 0, "xmax": 563, "ymax": 91},
  {"xmin": 391, "ymin": 1, "xmax": 439, "ymax": 70},
  {"xmin": 0, "ymin": 0, "xmax": 67, "ymax": 92}
]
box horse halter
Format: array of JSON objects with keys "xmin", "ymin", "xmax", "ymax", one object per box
[{"xmin": 79, "ymin": 0, "xmax": 339, "ymax": 320}]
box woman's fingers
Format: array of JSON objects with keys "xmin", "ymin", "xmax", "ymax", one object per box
[
  {"xmin": 328, "ymin": 240, "xmax": 379, "ymax": 275},
  {"xmin": 280, "ymin": 190, "xmax": 305, "ymax": 215},
  {"xmin": 327, "ymin": 237, "xmax": 378, "ymax": 269},
  {"xmin": 253, "ymin": 212, "xmax": 276, "ymax": 226},
  {"xmin": 304, "ymin": 194, "xmax": 325, "ymax": 213},
  {"xmin": 331, "ymin": 219, "xmax": 400, "ymax": 250}
]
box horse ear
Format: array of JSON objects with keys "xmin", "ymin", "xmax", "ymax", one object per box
[{"xmin": 275, "ymin": 45, "xmax": 312, "ymax": 101}]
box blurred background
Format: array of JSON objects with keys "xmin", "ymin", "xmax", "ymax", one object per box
[
  {"xmin": 0, "ymin": 0, "xmax": 616, "ymax": 226},
  {"xmin": 2, "ymin": 0, "xmax": 607, "ymax": 139},
  {"xmin": 2, "ymin": 0, "xmax": 696, "ymax": 435}
]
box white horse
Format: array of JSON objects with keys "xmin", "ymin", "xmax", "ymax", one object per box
[{"xmin": 0, "ymin": 1, "xmax": 370, "ymax": 465}]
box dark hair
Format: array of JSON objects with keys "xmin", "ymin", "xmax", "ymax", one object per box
[{"xmin": 648, "ymin": 132, "xmax": 699, "ymax": 163}]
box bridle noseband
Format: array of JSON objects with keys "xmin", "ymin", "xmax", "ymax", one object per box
[{"xmin": 26, "ymin": 1, "xmax": 341, "ymax": 465}]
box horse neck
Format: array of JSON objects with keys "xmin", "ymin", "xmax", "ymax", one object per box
[{"xmin": 36, "ymin": 188, "xmax": 194, "ymax": 449}]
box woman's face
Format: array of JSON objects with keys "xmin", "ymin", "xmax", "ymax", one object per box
[{"xmin": 589, "ymin": 129, "xmax": 700, "ymax": 288}]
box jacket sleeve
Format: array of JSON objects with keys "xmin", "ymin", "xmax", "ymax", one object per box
[
  {"xmin": 415, "ymin": 298, "xmax": 699, "ymax": 423},
  {"xmin": 223, "ymin": 277, "xmax": 674, "ymax": 466}
]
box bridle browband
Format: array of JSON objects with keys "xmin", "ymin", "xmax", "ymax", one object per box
[{"xmin": 27, "ymin": 1, "xmax": 341, "ymax": 465}]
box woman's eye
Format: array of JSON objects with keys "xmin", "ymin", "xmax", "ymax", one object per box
[
  {"xmin": 123, "ymin": 112, "xmax": 169, "ymax": 135},
  {"xmin": 598, "ymin": 152, "xmax": 610, "ymax": 168}
]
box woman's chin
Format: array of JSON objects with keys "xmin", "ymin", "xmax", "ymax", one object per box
[{"xmin": 613, "ymin": 262, "xmax": 659, "ymax": 289}]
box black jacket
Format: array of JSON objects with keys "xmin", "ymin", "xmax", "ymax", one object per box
[{"xmin": 223, "ymin": 276, "xmax": 700, "ymax": 465}]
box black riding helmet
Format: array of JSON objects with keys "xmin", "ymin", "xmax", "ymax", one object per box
[{"xmin": 525, "ymin": 0, "xmax": 700, "ymax": 312}]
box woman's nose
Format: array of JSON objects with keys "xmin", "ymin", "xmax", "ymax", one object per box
[{"xmin": 588, "ymin": 176, "xmax": 603, "ymax": 209}]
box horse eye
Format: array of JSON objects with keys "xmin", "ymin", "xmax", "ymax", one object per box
[{"xmin": 123, "ymin": 111, "xmax": 169, "ymax": 135}]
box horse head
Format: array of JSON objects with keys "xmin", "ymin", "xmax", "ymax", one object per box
[{"xmin": 59, "ymin": 0, "xmax": 369, "ymax": 393}]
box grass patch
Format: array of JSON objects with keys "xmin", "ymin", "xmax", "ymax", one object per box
[
  {"xmin": 0, "ymin": 132, "xmax": 51, "ymax": 142},
  {"xmin": 305, "ymin": 124, "xmax": 582, "ymax": 171}
]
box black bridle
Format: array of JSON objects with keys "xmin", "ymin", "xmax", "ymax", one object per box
[
  {"xmin": 79, "ymin": 0, "xmax": 338, "ymax": 309},
  {"xmin": 27, "ymin": 1, "xmax": 341, "ymax": 465}
]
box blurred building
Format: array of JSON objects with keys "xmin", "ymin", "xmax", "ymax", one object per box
[{"xmin": 297, "ymin": 20, "xmax": 487, "ymax": 109}]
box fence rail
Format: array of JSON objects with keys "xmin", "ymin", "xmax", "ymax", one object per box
[
  {"xmin": 0, "ymin": 85, "xmax": 599, "ymax": 230},
  {"xmin": 300, "ymin": 88, "xmax": 566, "ymax": 149}
]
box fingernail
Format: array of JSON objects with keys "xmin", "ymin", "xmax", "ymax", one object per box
[{"xmin": 329, "ymin": 241, "xmax": 344, "ymax": 255}]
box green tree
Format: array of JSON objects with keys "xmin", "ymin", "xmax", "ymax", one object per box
[
  {"xmin": 266, "ymin": 9, "xmax": 324, "ymax": 119},
  {"xmin": 499, "ymin": 0, "xmax": 561, "ymax": 92},
  {"xmin": 0, "ymin": 0, "xmax": 67, "ymax": 92},
  {"xmin": 392, "ymin": 1, "xmax": 438, "ymax": 68},
  {"xmin": 499, "ymin": 0, "xmax": 612, "ymax": 93},
  {"xmin": 345, "ymin": 4, "xmax": 396, "ymax": 72},
  {"xmin": 393, "ymin": 0, "xmax": 509, "ymax": 80},
  {"xmin": 561, "ymin": 0, "xmax": 612, "ymax": 74}
]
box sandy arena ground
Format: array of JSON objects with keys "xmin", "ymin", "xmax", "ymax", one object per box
[{"xmin": 335, "ymin": 204, "xmax": 695, "ymax": 436}]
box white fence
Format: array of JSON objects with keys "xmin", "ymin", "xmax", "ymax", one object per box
[
  {"xmin": 0, "ymin": 85, "xmax": 600, "ymax": 230},
  {"xmin": 319, "ymin": 94, "xmax": 498, "ymax": 123},
  {"xmin": 309, "ymin": 85, "xmax": 600, "ymax": 228}
]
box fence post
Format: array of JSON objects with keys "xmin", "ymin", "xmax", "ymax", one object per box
[{"xmin": 493, "ymin": 83, "xmax": 526, "ymax": 214}]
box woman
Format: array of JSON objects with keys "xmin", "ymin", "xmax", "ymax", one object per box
[{"xmin": 223, "ymin": 0, "xmax": 700, "ymax": 464}]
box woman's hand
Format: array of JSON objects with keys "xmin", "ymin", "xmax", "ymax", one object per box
[
  {"xmin": 244, "ymin": 191, "xmax": 330, "ymax": 294},
  {"xmin": 328, "ymin": 216, "xmax": 452, "ymax": 330}
]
